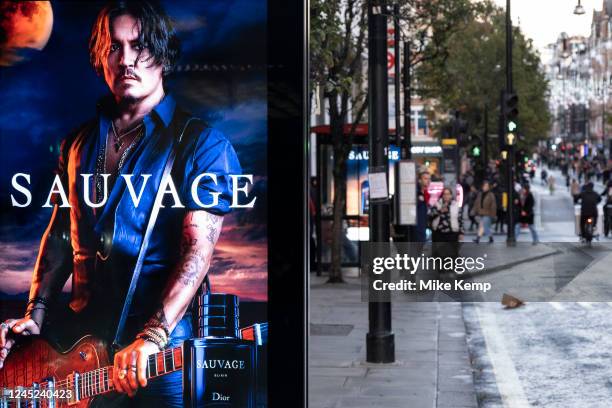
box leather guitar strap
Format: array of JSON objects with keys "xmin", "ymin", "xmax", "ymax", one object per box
[{"xmin": 112, "ymin": 114, "xmax": 200, "ymax": 351}]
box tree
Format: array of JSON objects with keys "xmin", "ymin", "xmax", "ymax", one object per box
[
  {"xmin": 311, "ymin": 0, "xmax": 368, "ymax": 283},
  {"xmin": 310, "ymin": 0, "xmax": 480, "ymax": 283},
  {"xmin": 415, "ymin": 1, "xmax": 550, "ymax": 151}
]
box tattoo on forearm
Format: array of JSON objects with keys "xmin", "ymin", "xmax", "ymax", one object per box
[
  {"xmin": 205, "ymin": 213, "xmax": 222, "ymax": 244},
  {"xmin": 180, "ymin": 233, "xmax": 198, "ymax": 255},
  {"xmin": 147, "ymin": 306, "xmax": 170, "ymax": 333},
  {"xmin": 178, "ymin": 249, "xmax": 206, "ymax": 287},
  {"xmin": 206, "ymin": 225, "xmax": 217, "ymax": 244},
  {"xmin": 175, "ymin": 212, "xmax": 223, "ymax": 287}
]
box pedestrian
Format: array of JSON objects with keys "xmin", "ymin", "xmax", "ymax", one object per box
[
  {"xmin": 603, "ymin": 165, "xmax": 611, "ymax": 185},
  {"xmin": 600, "ymin": 179, "xmax": 612, "ymax": 197},
  {"xmin": 430, "ymin": 187, "xmax": 464, "ymax": 272},
  {"xmin": 571, "ymin": 178, "xmax": 581, "ymax": 204},
  {"xmin": 493, "ymin": 181, "xmax": 505, "ymax": 233},
  {"xmin": 541, "ymin": 168, "xmax": 548, "ymax": 186},
  {"xmin": 514, "ymin": 184, "xmax": 539, "ymax": 244},
  {"xmin": 467, "ymin": 184, "xmax": 478, "ymax": 231},
  {"xmin": 472, "ymin": 180, "xmax": 497, "ymax": 244},
  {"xmin": 416, "ymin": 170, "xmax": 431, "ymax": 243},
  {"xmin": 460, "ymin": 176, "xmax": 471, "ymax": 219},
  {"xmin": 547, "ymin": 174, "xmax": 555, "ymax": 195}
]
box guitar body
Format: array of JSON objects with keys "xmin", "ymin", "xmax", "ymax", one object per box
[{"xmin": 0, "ymin": 335, "xmax": 110, "ymax": 407}]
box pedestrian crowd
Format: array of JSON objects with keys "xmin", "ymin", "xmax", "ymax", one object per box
[{"xmin": 415, "ymin": 160, "xmax": 540, "ymax": 247}]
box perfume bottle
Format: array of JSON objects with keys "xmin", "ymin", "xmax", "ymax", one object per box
[{"xmin": 183, "ymin": 293, "xmax": 256, "ymax": 407}]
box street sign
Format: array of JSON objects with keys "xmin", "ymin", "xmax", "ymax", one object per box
[
  {"xmin": 442, "ymin": 139, "xmax": 459, "ymax": 188},
  {"xmin": 368, "ymin": 166, "xmax": 389, "ymax": 201},
  {"xmin": 394, "ymin": 160, "xmax": 417, "ymax": 225}
]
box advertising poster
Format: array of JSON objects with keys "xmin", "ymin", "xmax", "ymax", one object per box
[{"xmin": 0, "ymin": 1, "xmax": 268, "ymax": 406}]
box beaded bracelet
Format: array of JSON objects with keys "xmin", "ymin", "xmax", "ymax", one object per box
[
  {"xmin": 149, "ymin": 326, "xmax": 169, "ymax": 344},
  {"xmin": 26, "ymin": 297, "xmax": 49, "ymax": 308},
  {"xmin": 136, "ymin": 326, "xmax": 168, "ymax": 350},
  {"xmin": 144, "ymin": 320, "xmax": 170, "ymax": 338}
]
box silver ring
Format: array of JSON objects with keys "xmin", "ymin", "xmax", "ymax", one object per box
[{"xmin": 0, "ymin": 323, "xmax": 8, "ymax": 330}]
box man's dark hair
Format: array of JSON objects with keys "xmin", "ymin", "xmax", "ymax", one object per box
[{"xmin": 89, "ymin": 1, "xmax": 180, "ymax": 75}]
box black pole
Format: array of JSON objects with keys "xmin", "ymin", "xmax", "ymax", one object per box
[
  {"xmin": 506, "ymin": 0, "xmax": 512, "ymax": 93},
  {"xmin": 316, "ymin": 138, "xmax": 323, "ymax": 277},
  {"xmin": 366, "ymin": 0, "xmax": 394, "ymax": 364},
  {"xmin": 394, "ymin": 4, "xmax": 401, "ymax": 148},
  {"xmin": 403, "ymin": 41, "xmax": 412, "ymax": 159},
  {"xmin": 484, "ymin": 105, "xmax": 489, "ymax": 175},
  {"xmin": 506, "ymin": 0, "xmax": 516, "ymax": 244},
  {"xmin": 394, "ymin": 10, "xmax": 414, "ymax": 244}
]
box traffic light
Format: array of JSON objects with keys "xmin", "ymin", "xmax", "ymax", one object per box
[
  {"xmin": 503, "ymin": 92, "xmax": 519, "ymax": 147},
  {"xmin": 471, "ymin": 145, "xmax": 481, "ymax": 157},
  {"xmin": 504, "ymin": 92, "xmax": 519, "ymax": 122}
]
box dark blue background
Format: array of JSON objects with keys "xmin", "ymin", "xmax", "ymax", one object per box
[{"xmin": 0, "ymin": 0, "xmax": 267, "ymax": 216}]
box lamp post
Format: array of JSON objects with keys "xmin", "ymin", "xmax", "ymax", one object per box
[
  {"xmin": 574, "ymin": 0, "xmax": 586, "ymax": 15},
  {"xmin": 505, "ymin": 0, "xmax": 516, "ymax": 245},
  {"xmin": 598, "ymin": 77, "xmax": 610, "ymax": 151},
  {"xmin": 602, "ymin": 79, "xmax": 607, "ymax": 146},
  {"xmin": 366, "ymin": 0, "xmax": 395, "ymax": 365},
  {"xmin": 393, "ymin": 3, "xmax": 401, "ymax": 149}
]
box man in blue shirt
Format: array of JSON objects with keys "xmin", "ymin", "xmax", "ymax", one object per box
[{"xmin": 0, "ymin": 2, "xmax": 241, "ymax": 406}]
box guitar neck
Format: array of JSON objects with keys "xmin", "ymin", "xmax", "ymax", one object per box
[{"xmin": 74, "ymin": 345, "xmax": 183, "ymax": 400}]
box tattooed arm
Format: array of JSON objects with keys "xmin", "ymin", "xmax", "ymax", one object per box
[
  {"xmin": 112, "ymin": 210, "xmax": 223, "ymax": 395},
  {"xmin": 157, "ymin": 210, "xmax": 223, "ymax": 331}
]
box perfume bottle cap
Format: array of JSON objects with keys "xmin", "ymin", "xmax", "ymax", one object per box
[{"xmin": 198, "ymin": 293, "xmax": 240, "ymax": 338}]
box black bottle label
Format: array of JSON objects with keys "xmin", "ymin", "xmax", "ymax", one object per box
[{"xmin": 184, "ymin": 338, "xmax": 255, "ymax": 407}]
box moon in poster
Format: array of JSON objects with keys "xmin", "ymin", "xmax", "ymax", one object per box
[{"xmin": 0, "ymin": 1, "xmax": 53, "ymax": 66}]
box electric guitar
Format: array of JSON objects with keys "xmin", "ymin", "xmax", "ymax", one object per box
[{"xmin": 0, "ymin": 335, "xmax": 182, "ymax": 407}]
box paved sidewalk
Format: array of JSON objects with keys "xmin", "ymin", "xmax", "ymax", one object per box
[{"xmin": 309, "ymin": 275, "xmax": 478, "ymax": 408}]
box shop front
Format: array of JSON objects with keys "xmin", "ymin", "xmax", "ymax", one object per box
[{"xmin": 310, "ymin": 125, "xmax": 442, "ymax": 274}]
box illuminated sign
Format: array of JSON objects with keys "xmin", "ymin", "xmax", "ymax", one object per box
[
  {"xmin": 410, "ymin": 145, "xmax": 442, "ymax": 155},
  {"xmin": 348, "ymin": 145, "xmax": 442, "ymax": 161}
]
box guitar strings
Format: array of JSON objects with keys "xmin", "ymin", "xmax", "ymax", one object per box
[{"xmin": 32, "ymin": 347, "xmax": 179, "ymax": 392}]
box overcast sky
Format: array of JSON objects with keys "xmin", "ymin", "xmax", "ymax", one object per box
[{"xmin": 491, "ymin": 0, "xmax": 601, "ymax": 56}]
